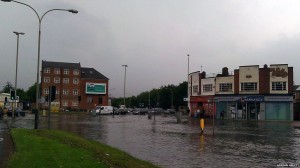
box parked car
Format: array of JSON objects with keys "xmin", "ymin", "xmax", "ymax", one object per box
[
  {"xmin": 99, "ymin": 106, "xmax": 113, "ymax": 115},
  {"xmin": 164, "ymin": 109, "xmax": 176, "ymax": 114}
]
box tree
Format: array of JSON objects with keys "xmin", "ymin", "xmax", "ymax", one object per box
[
  {"xmin": 26, "ymin": 83, "xmax": 37, "ymax": 102},
  {"xmin": 1, "ymin": 82, "xmax": 13, "ymax": 93},
  {"xmin": 113, "ymin": 81, "xmax": 188, "ymax": 110}
]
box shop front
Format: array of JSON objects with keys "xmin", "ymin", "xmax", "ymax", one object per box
[
  {"xmin": 189, "ymin": 96, "xmax": 214, "ymax": 117},
  {"xmin": 264, "ymin": 96, "xmax": 293, "ymax": 121},
  {"xmin": 215, "ymin": 95, "xmax": 263, "ymax": 120}
]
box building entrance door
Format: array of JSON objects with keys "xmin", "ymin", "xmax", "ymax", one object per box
[{"xmin": 246, "ymin": 102, "xmax": 260, "ymax": 120}]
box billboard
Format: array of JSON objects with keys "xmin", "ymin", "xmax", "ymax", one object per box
[{"xmin": 85, "ymin": 83, "xmax": 106, "ymax": 94}]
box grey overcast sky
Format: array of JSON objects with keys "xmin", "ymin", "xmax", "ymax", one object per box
[{"xmin": 1, "ymin": 0, "xmax": 300, "ymax": 97}]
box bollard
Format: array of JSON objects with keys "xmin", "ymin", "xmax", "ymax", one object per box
[
  {"xmin": 176, "ymin": 111, "xmax": 182, "ymax": 123},
  {"xmin": 42, "ymin": 110, "xmax": 46, "ymax": 116},
  {"xmin": 200, "ymin": 118, "xmax": 204, "ymax": 132},
  {"xmin": 148, "ymin": 112, "xmax": 152, "ymax": 119}
]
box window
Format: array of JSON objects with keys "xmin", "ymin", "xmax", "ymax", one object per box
[
  {"xmin": 63, "ymin": 69, "xmax": 69, "ymax": 75},
  {"xmin": 203, "ymin": 84, "xmax": 213, "ymax": 92},
  {"xmin": 73, "ymin": 78, "xmax": 79, "ymax": 84},
  {"xmin": 98, "ymin": 96, "xmax": 103, "ymax": 104},
  {"xmin": 72, "ymin": 101, "xmax": 78, "ymax": 106},
  {"xmin": 54, "ymin": 77, "xmax": 60, "ymax": 83},
  {"xmin": 73, "ymin": 89, "xmax": 78, "ymax": 95},
  {"xmin": 44, "ymin": 88, "xmax": 49, "ymax": 94},
  {"xmin": 63, "ymin": 89, "xmax": 68, "ymax": 95},
  {"xmin": 44, "ymin": 77, "xmax": 50, "ymax": 83},
  {"xmin": 55, "ymin": 89, "xmax": 60, "ymax": 95},
  {"xmin": 219, "ymin": 83, "xmax": 233, "ymax": 92},
  {"xmin": 87, "ymin": 97, "xmax": 93, "ymax": 103},
  {"xmin": 272, "ymin": 82, "xmax": 287, "ymax": 91},
  {"xmin": 73, "ymin": 69, "xmax": 79, "ymax": 75},
  {"xmin": 63, "ymin": 78, "xmax": 69, "ymax": 84},
  {"xmin": 241, "ymin": 82, "xmax": 257, "ymax": 91},
  {"xmin": 193, "ymin": 86, "xmax": 198, "ymax": 94},
  {"xmin": 63, "ymin": 101, "xmax": 68, "ymax": 107},
  {"xmin": 44, "ymin": 68, "xmax": 50, "ymax": 73},
  {"xmin": 54, "ymin": 68, "xmax": 60, "ymax": 74}
]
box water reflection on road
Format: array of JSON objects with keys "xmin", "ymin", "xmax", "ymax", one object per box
[{"xmin": 40, "ymin": 114, "xmax": 300, "ymax": 168}]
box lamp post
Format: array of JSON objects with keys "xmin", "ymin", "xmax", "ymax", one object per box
[
  {"xmin": 187, "ymin": 54, "xmax": 190, "ymax": 113},
  {"xmin": 13, "ymin": 31, "xmax": 25, "ymax": 119},
  {"xmin": 122, "ymin": 65, "xmax": 128, "ymax": 107},
  {"xmin": 2, "ymin": 0, "xmax": 78, "ymax": 129}
]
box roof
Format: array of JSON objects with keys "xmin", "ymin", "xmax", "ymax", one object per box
[
  {"xmin": 42, "ymin": 60, "xmax": 81, "ymax": 69},
  {"xmin": 294, "ymin": 85, "xmax": 300, "ymax": 91},
  {"xmin": 81, "ymin": 67, "xmax": 109, "ymax": 80}
]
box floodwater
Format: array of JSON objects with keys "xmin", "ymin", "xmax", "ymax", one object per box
[{"xmin": 37, "ymin": 114, "xmax": 300, "ymax": 168}]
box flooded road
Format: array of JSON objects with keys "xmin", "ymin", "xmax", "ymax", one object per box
[{"xmin": 38, "ymin": 114, "xmax": 300, "ymax": 168}]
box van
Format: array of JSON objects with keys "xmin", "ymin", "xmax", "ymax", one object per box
[{"xmin": 100, "ymin": 106, "xmax": 113, "ymax": 115}]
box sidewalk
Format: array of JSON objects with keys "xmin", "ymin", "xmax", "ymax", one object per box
[
  {"xmin": 0, "ymin": 112, "xmax": 35, "ymax": 167},
  {"xmin": 0, "ymin": 120, "xmax": 14, "ymax": 167}
]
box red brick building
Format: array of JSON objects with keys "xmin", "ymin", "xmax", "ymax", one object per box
[{"xmin": 41, "ymin": 61, "xmax": 109, "ymax": 111}]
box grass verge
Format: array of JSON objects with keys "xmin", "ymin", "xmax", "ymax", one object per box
[{"xmin": 4, "ymin": 129, "xmax": 160, "ymax": 168}]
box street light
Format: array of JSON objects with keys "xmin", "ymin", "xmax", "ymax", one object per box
[
  {"xmin": 122, "ymin": 65, "xmax": 128, "ymax": 107},
  {"xmin": 2, "ymin": 0, "xmax": 78, "ymax": 129},
  {"xmin": 13, "ymin": 31, "xmax": 25, "ymax": 119},
  {"xmin": 187, "ymin": 54, "xmax": 190, "ymax": 113}
]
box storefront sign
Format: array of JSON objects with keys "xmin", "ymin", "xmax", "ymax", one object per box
[
  {"xmin": 265, "ymin": 96, "xmax": 293, "ymax": 102},
  {"xmin": 243, "ymin": 96, "xmax": 264, "ymax": 102}
]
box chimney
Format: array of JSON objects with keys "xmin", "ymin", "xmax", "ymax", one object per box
[
  {"xmin": 201, "ymin": 71, "xmax": 206, "ymax": 78},
  {"xmin": 222, "ymin": 67, "xmax": 229, "ymax": 76}
]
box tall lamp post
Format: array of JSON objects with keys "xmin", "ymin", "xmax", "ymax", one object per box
[
  {"xmin": 122, "ymin": 65, "xmax": 128, "ymax": 107},
  {"xmin": 187, "ymin": 54, "xmax": 190, "ymax": 113},
  {"xmin": 13, "ymin": 31, "xmax": 25, "ymax": 119},
  {"xmin": 2, "ymin": 0, "xmax": 78, "ymax": 129}
]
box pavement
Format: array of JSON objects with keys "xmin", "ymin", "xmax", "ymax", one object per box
[
  {"xmin": 0, "ymin": 119, "xmax": 14, "ymax": 167},
  {"xmin": 0, "ymin": 112, "xmax": 35, "ymax": 167}
]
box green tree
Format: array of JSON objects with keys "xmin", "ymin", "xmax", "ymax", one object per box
[
  {"xmin": 1, "ymin": 81, "xmax": 13, "ymax": 93},
  {"xmin": 16, "ymin": 88, "xmax": 28, "ymax": 101},
  {"xmin": 26, "ymin": 83, "xmax": 37, "ymax": 102}
]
